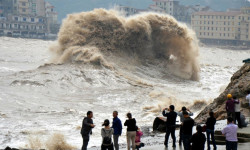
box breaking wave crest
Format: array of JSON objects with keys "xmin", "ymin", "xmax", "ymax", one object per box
[
  {"xmin": 51, "ymin": 9, "xmax": 200, "ymax": 80},
  {"xmin": 26, "ymin": 133, "xmax": 75, "ymax": 150}
]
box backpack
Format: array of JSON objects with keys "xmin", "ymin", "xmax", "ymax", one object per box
[{"xmin": 102, "ymin": 129, "xmax": 112, "ymax": 145}]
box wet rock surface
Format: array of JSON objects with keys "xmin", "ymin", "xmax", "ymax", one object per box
[{"xmin": 196, "ymin": 63, "xmax": 250, "ymax": 123}]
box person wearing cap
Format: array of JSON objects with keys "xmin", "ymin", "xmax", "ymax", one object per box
[
  {"xmin": 222, "ymin": 117, "xmax": 238, "ymax": 150},
  {"xmin": 190, "ymin": 125, "xmax": 206, "ymax": 150},
  {"xmin": 177, "ymin": 106, "xmax": 193, "ymax": 145},
  {"xmin": 112, "ymin": 111, "xmax": 122, "ymax": 150},
  {"xmin": 101, "ymin": 119, "xmax": 114, "ymax": 150},
  {"xmin": 162, "ymin": 105, "xmax": 177, "ymax": 148},
  {"xmin": 226, "ymin": 94, "xmax": 235, "ymax": 121},
  {"xmin": 81, "ymin": 111, "xmax": 95, "ymax": 150},
  {"xmin": 124, "ymin": 113, "xmax": 137, "ymax": 150},
  {"xmin": 182, "ymin": 111, "xmax": 194, "ymax": 150}
]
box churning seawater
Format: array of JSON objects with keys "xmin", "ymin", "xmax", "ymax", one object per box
[
  {"xmin": 0, "ymin": 37, "xmax": 249, "ymax": 149},
  {"xmin": 0, "ymin": 9, "xmax": 250, "ymax": 149}
]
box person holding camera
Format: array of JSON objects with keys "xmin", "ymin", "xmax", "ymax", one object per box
[
  {"xmin": 162, "ymin": 105, "xmax": 177, "ymax": 148},
  {"xmin": 177, "ymin": 106, "xmax": 193, "ymax": 146}
]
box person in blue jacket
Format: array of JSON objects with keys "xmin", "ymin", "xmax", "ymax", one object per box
[{"xmin": 112, "ymin": 111, "xmax": 122, "ymax": 150}]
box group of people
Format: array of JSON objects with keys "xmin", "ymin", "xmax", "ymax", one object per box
[
  {"xmin": 80, "ymin": 91, "xmax": 250, "ymax": 150},
  {"xmin": 162, "ymin": 91, "xmax": 250, "ymax": 150},
  {"xmin": 162, "ymin": 104, "xmax": 241, "ymax": 150},
  {"xmin": 162, "ymin": 105, "xmax": 207, "ymax": 150},
  {"xmin": 81, "ymin": 111, "xmax": 144, "ymax": 150},
  {"xmin": 226, "ymin": 94, "xmax": 247, "ymax": 128}
]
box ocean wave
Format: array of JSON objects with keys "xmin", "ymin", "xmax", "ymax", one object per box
[{"xmin": 50, "ymin": 9, "xmax": 200, "ymax": 80}]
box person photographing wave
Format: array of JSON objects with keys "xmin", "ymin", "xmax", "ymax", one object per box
[
  {"xmin": 177, "ymin": 106, "xmax": 193, "ymax": 146},
  {"xmin": 162, "ymin": 105, "xmax": 177, "ymax": 148},
  {"xmin": 81, "ymin": 111, "xmax": 95, "ymax": 150}
]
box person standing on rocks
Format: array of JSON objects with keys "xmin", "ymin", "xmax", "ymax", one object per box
[
  {"xmin": 246, "ymin": 90, "xmax": 250, "ymax": 109},
  {"xmin": 233, "ymin": 96, "xmax": 242, "ymax": 128},
  {"xmin": 205, "ymin": 111, "xmax": 217, "ymax": 150},
  {"xmin": 226, "ymin": 94, "xmax": 235, "ymax": 121},
  {"xmin": 124, "ymin": 113, "xmax": 137, "ymax": 150},
  {"xmin": 162, "ymin": 105, "xmax": 177, "ymax": 148},
  {"xmin": 190, "ymin": 125, "xmax": 206, "ymax": 150},
  {"xmin": 112, "ymin": 111, "xmax": 122, "ymax": 150},
  {"xmin": 182, "ymin": 111, "xmax": 195, "ymax": 150},
  {"xmin": 222, "ymin": 117, "xmax": 238, "ymax": 150},
  {"xmin": 81, "ymin": 111, "xmax": 95, "ymax": 150},
  {"xmin": 177, "ymin": 106, "xmax": 193, "ymax": 146}
]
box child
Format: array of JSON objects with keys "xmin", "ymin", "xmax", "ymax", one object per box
[{"xmin": 135, "ymin": 126, "xmax": 144, "ymax": 150}]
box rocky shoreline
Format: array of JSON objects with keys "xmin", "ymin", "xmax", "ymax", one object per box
[{"xmin": 195, "ymin": 63, "xmax": 250, "ymax": 123}]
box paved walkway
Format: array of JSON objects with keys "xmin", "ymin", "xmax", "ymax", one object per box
[
  {"xmin": 119, "ymin": 125, "xmax": 250, "ymax": 150},
  {"xmin": 238, "ymin": 125, "xmax": 250, "ymax": 134},
  {"xmin": 135, "ymin": 143, "xmax": 250, "ymax": 150}
]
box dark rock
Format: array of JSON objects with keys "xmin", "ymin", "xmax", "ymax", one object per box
[{"xmin": 196, "ymin": 63, "xmax": 250, "ymax": 123}]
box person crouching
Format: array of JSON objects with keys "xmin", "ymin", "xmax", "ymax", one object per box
[{"xmin": 135, "ymin": 126, "xmax": 144, "ymax": 150}]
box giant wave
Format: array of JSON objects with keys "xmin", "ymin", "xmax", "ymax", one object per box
[{"xmin": 51, "ymin": 9, "xmax": 200, "ymax": 81}]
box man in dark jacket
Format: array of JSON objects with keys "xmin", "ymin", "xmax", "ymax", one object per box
[
  {"xmin": 206, "ymin": 111, "xmax": 217, "ymax": 150},
  {"xmin": 162, "ymin": 105, "xmax": 177, "ymax": 148},
  {"xmin": 112, "ymin": 111, "xmax": 122, "ymax": 150},
  {"xmin": 81, "ymin": 111, "xmax": 95, "ymax": 150},
  {"xmin": 182, "ymin": 111, "xmax": 194, "ymax": 150},
  {"xmin": 190, "ymin": 125, "xmax": 206, "ymax": 150}
]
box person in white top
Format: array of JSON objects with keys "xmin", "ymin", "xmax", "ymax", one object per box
[
  {"xmin": 233, "ymin": 96, "xmax": 242, "ymax": 128},
  {"xmin": 246, "ymin": 90, "xmax": 250, "ymax": 108}
]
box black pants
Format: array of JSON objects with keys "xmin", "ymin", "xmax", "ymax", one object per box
[
  {"xmin": 165, "ymin": 126, "xmax": 176, "ymax": 147},
  {"xmin": 235, "ymin": 112, "xmax": 242, "ymax": 128},
  {"xmin": 183, "ymin": 134, "xmax": 192, "ymax": 150},
  {"xmin": 136, "ymin": 143, "xmax": 145, "ymax": 150},
  {"xmin": 226, "ymin": 141, "xmax": 237, "ymax": 150},
  {"xmin": 179, "ymin": 125, "xmax": 183, "ymax": 145},
  {"xmin": 82, "ymin": 136, "xmax": 89, "ymax": 150},
  {"xmin": 101, "ymin": 143, "xmax": 114, "ymax": 150}
]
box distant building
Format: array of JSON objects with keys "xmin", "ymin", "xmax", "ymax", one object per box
[
  {"xmin": 13, "ymin": 0, "xmax": 19, "ymax": 15},
  {"xmin": 116, "ymin": 5, "xmax": 139, "ymax": 16},
  {"xmin": 191, "ymin": 7, "xmax": 250, "ymax": 46},
  {"xmin": 30, "ymin": 0, "xmax": 46, "ymax": 17},
  {"xmin": 179, "ymin": 5, "xmax": 213, "ymax": 24},
  {"xmin": 0, "ymin": 0, "xmax": 14, "ymax": 17},
  {"xmin": 18, "ymin": 0, "xmax": 29, "ymax": 15},
  {"xmin": 149, "ymin": 0, "xmax": 211, "ymax": 24},
  {"xmin": 0, "ymin": 14, "xmax": 47, "ymax": 38},
  {"xmin": 152, "ymin": 0, "xmax": 179, "ymax": 16},
  {"xmin": 0, "ymin": 0, "xmax": 59, "ymax": 39},
  {"xmin": 148, "ymin": 4, "xmax": 165, "ymax": 13},
  {"xmin": 45, "ymin": 1, "xmax": 59, "ymax": 34}
]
